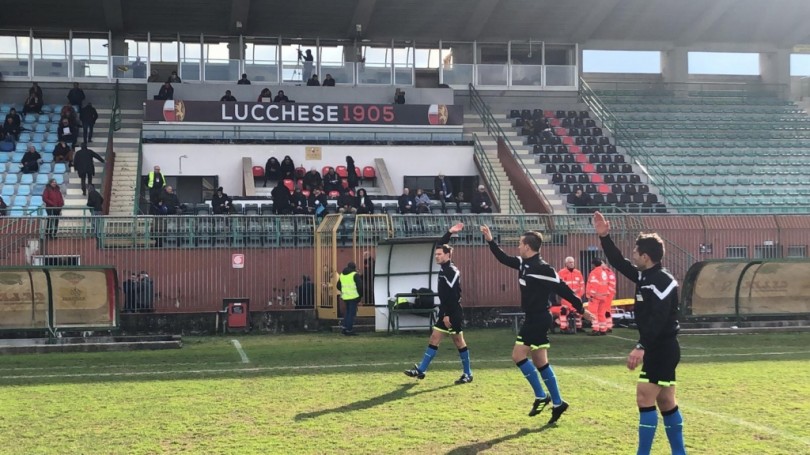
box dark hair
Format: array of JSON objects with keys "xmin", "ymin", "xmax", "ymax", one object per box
[
  {"xmin": 636, "ymin": 233, "xmax": 665, "ymax": 263},
  {"xmin": 347, "ymin": 262, "xmax": 357, "ymax": 270},
  {"xmin": 591, "ymin": 257, "xmax": 603, "ymax": 267},
  {"xmin": 436, "ymin": 244, "xmax": 453, "ymax": 254},
  {"xmin": 521, "ymin": 231, "xmax": 543, "ymax": 251}
]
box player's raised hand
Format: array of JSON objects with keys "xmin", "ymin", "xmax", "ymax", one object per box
[
  {"xmin": 449, "ymin": 222, "xmax": 464, "ymax": 234},
  {"xmin": 480, "ymin": 225, "xmax": 493, "ymax": 242},
  {"xmin": 594, "ymin": 211, "xmax": 610, "ymax": 237}
]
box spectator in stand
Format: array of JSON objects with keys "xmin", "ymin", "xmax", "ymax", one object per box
[
  {"xmin": 168, "ymin": 71, "xmax": 182, "ymax": 83},
  {"xmin": 29, "ymin": 82, "xmax": 44, "ymax": 102},
  {"xmin": 394, "ymin": 88, "xmax": 406, "ymax": 104},
  {"xmin": 122, "ymin": 272, "xmax": 140, "ymax": 312},
  {"xmin": 22, "ymin": 93, "xmax": 43, "ymax": 116},
  {"xmin": 322, "ymin": 74, "xmax": 336, "ymax": 86},
  {"xmin": 0, "ymin": 195, "xmax": 7, "ymax": 216},
  {"xmin": 569, "ymin": 188, "xmax": 593, "ymax": 214},
  {"xmin": 157, "ymin": 186, "xmax": 180, "ymax": 215},
  {"xmin": 307, "ymin": 74, "xmax": 321, "ymax": 86},
  {"xmin": 263, "ymin": 156, "xmax": 281, "ymax": 187},
  {"xmin": 308, "ymin": 187, "xmax": 328, "ymax": 219},
  {"xmin": 302, "ymin": 167, "xmax": 322, "ymax": 191},
  {"xmin": 132, "ymin": 58, "xmax": 146, "ymax": 78},
  {"xmin": 237, "ymin": 73, "xmax": 251, "ymax": 85},
  {"xmin": 258, "ymin": 88, "xmax": 273, "ymax": 102},
  {"xmin": 147, "ymin": 69, "xmax": 161, "ymax": 82},
  {"xmin": 346, "ymin": 156, "xmax": 359, "ymax": 190},
  {"xmin": 279, "ymin": 155, "xmax": 295, "ymax": 180},
  {"xmin": 139, "ymin": 272, "xmax": 155, "ymax": 312},
  {"xmin": 80, "ymin": 103, "xmax": 98, "ymax": 144},
  {"xmin": 434, "ymin": 173, "xmax": 454, "ymax": 204},
  {"xmin": 290, "ymin": 187, "xmax": 308, "ymax": 215},
  {"xmin": 354, "ymin": 188, "xmax": 374, "ymax": 214},
  {"xmin": 52, "ymin": 140, "xmax": 72, "ymax": 167},
  {"xmin": 86, "ymin": 184, "xmax": 103, "ymax": 214},
  {"xmin": 220, "ymin": 90, "xmax": 237, "ymax": 102},
  {"xmin": 273, "ymin": 90, "xmax": 290, "ymax": 103},
  {"xmin": 471, "ymin": 185, "xmax": 493, "ymax": 214},
  {"xmin": 398, "ymin": 187, "xmax": 415, "ymax": 214},
  {"xmin": 67, "ymin": 82, "xmax": 86, "ymax": 114},
  {"xmin": 2, "ymin": 116, "xmax": 20, "ymax": 141},
  {"xmin": 337, "ymin": 189, "xmax": 356, "ymax": 214},
  {"xmin": 155, "ymin": 82, "xmax": 173, "ymax": 100},
  {"xmin": 414, "ymin": 188, "xmax": 431, "ymax": 214},
  {"xmin": 60, "ymin": 105, "xmax": 78, "ymax": 125},
  {"xmin": 146, "ymin": 165, "xmax": 166, "ymax": 213},
  {"xmin": 57, "ymin": 118, "xmax": 78, "ymax": 149},
  {"xmin": 301, "ymin": 49, "xmax": 315, "ymax": 82},
  {"xmin": 73, "ymin": 143, "xmax": 105, "ymax": 196},
  {"xmin": 323, "ymin": 167, "xmax": 341, "ymax": 194},
  {"xmin": 43, "ymin": 178, "xmax": 64, "ymax": 238},
  {"xmin": 20, "ymin": 144, "xmax": 42, "ymax": 174},
  {"xmin": 271, "ymin": 179, "xmax": 292, "ymax": 214},
  {"xmin": 453, "ymin": 191, "xmax": 466, "ymax": 211},
  {"xmin": 212, "ymin": 187, "xmax": 233, "ymax": 214},
  {"xmin": 5, "ymin": 107, "xmax": 21, "ymax": 129}
]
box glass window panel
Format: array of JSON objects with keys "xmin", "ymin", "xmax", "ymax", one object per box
[
  {"xmin": 790, "ymin": 54, "xmax": 810, "ymax": 76},
  {"xmin": 89, "ymin": 39, "xmax": 107, "ymax": 56},
  {"xmin": 688, "ymin": 52, "xmax": 760, "ymax": 75},
  {"xmin": 414, "ymin": 48, "xmax": 440, "ymax": 68},
  {"xmin": 583, "ymin": 50, "xmax": 661, "ymax": 73},
  {"xmin": 477, "ymin": 43, "xmax": 507, "ymax": 64},
  {"xmin": 72, "ymin": 39, "xmax": 90, "ymax": 56}
]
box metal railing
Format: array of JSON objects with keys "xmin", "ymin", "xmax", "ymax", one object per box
[
  {"xmin": 467, "ymin": 83, "xmax": 554, "ymax": 213},
  {"xmin": 585, "ymin": 80, "xmax": 789, "ymax": 101},
  {"xmin": 101, "ymin": 80, "xmax": 120, "ymax": 215},
  {"xmin": 134, "ymin": 135, "xmax": 144, "ymax": 215},
  {"xmin": 472, "ymin": 133, "xmax": 501, "ymax": 211}
]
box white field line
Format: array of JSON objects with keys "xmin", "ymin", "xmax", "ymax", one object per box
[
  {"xmin": 561, "ymin": 367, "xmax": 810, "ymax": 447},
  {"xmin": 231, "ymin": 339, "xmax": 250, "ymax": 364}
]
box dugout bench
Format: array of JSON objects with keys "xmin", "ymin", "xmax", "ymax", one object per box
[{"xmin": 387, "ymin": 292, "xmax": 439, "ymax": 334}]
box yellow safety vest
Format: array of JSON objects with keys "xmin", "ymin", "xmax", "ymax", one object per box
[
  {"xmin": 339, "ymin": 272, "xmax": 359, "ymax": 300},
  {"xmin": 148, "ymin": 171, "xmax": 165, "ymax": 189}
]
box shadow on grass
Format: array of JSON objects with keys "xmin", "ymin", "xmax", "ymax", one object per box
[
  {"xmin": 445, "ymin": 425, "xmax": 553, "ymax": 455},
  {"xmin": 294, "ymin": 382, "xmax": 455, "ymax": 421}
]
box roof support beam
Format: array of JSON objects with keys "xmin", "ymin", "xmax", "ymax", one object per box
[
  {"xmin": 347, "ymin": 0, "xmax": 377, "ymax": 38},
  {"xmin": 229, "ymin": 0, "xmax": 251, "ymax": 35},
  {"xmin": 102, "ymin": 0, "xmax": 124, "ymax": 32},
  {"xmin": 675, "ymin": 0, "xmax": 737, "ymax": 46},
  {"xmin": 569, "ymin": 0, "xmax": 622, "ymax": 44},
  {"xmin": 461, "ymin": 0, "xmax": 502, "ymax": 41}
]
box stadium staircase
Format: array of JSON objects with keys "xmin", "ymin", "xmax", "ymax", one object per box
[
  {"xmin": 106, "ymin": 109, "xmax": 143, "ymax": 215},
  {"xmin": 582, "ymin": 82, "xmax": 810, "ymax": 213}
]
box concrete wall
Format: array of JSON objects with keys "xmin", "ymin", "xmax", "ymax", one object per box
[{"xmin": 142, "ymin": 143, "xmax": 476, "ymax": 196}]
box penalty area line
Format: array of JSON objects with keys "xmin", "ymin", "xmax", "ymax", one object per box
[{"xmin": 231, "ymin": 339, "xmax": 250, "ymax": 364}]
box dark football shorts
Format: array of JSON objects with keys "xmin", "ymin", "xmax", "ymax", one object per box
[
  {"xmin": 638, "ymin": 338, "xmax": 681, "ymax": 387},
  {"xmin": 516, "ymin": 311, "xmax": 552, "ymax": 350},
  {"xmin": 434, "ymin": 308, "xmax": 464, "ymax": 335}
]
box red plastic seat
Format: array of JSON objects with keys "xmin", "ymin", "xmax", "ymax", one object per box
[
  {"xmin": 362, "ymin": 166, "xmax": 376, "ymax": 180},
  {"xmin": 322, "ymin": 166, "xmax": 331, "ymax": 176},
  {"xmin": 252, "ymin": 166, "xmax": 264, "ymax": 177},
  {"xmin": 283, "ymin": 179, "xmax": 294, "ymax": 193},
  {"xmin": 590, "ymin": 173, "xmax": 603, "ymax": 184},
  {"xmin": 302, "ymin": 190, "xmax": 311, "ymax": 198},
  {"xmin": 328, "ymin": 190, "xmax": 340, "ymax": 198},
  {"xmin": 554, "ymin": 127, "xmax": 567, "ymax": 136},
  {"xmin": 583, "ymin": 163, "xmax": 596, "ymax": 173},
  {"xmin": 574, "ymin": 154, "xmax": 588, "ymax": 164},
  {"xmin": 335, "ymin": 165, "xmax": 348, "ymax": 178},
  {"xmin": 341, "ymin": 179, "xmax": 349, "ymax": 189},
  {"xmin": 549, "ymin": 118, "xmax": 561, "ymax": 127},
  {"xmin": 598, "ymin": 184, "xmax": 611, "ymax": 194},
  {"xmin": 544, "ymin": 110, "xmax": 555, "ymax": 118},
  {"xmin": 355, "ymin": 166, "xmax": 362, "ymax": 179},
  {"xmin": 568, "ymin": 145, "xmax": 581, "ymax": 154},
  {"xmin": 562, "ymin": 136, "xmax": 575, "ymax": 146}
]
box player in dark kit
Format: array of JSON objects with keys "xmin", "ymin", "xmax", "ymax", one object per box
[
  {"xmin": 593, "ymin": 211, "xmax": 686, "ymax": 455},
  {"xmin": 480, "ymin": 225, "xmax": 593, "ymax": 425},
  {"xmin": 404, "ymin": 223, "xmax": 473, "ymax": 384}
]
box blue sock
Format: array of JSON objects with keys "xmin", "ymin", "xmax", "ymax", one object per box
[
  {"xmin": 638, "ymin": 406, "xmax": 658, "ymax": 455},
  {"xmin": 538, "ymin": 363, "xmax": 562, "ymax": 406},
  {"xmin": 417, "ymin": 344, "xmax": 438, "ymax": 373},
  {"xmin": 458, "ymin": 346, "xmax": 472, "ymax": 376},
  {"xmin": 662, "ymin": 406, "xmax": 686, "ymax": 455},
  {"xmin": 517, "ymin": 359, "xmax": 546, "ymax": 399}
]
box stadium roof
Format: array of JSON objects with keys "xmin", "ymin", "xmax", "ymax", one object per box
[{"xmin": 6, "ymin": 0, "xmax": 810, "ymax": 48}]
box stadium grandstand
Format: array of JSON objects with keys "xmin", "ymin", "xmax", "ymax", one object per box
[{"xmin": 0, "ymin": 0, "xmax": 809, "ymax": 335}]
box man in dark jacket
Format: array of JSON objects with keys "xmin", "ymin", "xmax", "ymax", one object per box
[
  {"xmin": 20, "ymin": 145, "xmax": 42, "ymax": 174},
  {"xmin": 86, "ymin": 184, "xmax": 103, "ymax": 214},
  {"xmin": 434, "ymin": 173, "xmax": 454, "ymax": 203},
  {"xmin": 302, "ymin": 167, "xmax": 322, "ymax": 191},
  {"xmin": 67, "ymin": 82, "xmax": 86, "ymax": 112},
  {"xmin": 157, "ymin": 186, "xmax": 180, "ymax": 215},
  {"xmin": 337, "ymin": 189, "xmax": 356, "ymax": 214},
  {"xmin": 212, "ymin": 187, "xmax": 233, "ymax": 214},
  {"xmin": 471, "ymin": 185, "xmax": 493, "ymax": 213},
  {"xmin": 336, "ymin": 261, "xmax": 363, "ymax": 336},
  {"xmin": 80, "ymin": 103, "xmax": 98, "ymax": 144},
  {"xmin": 271, "ymin": 179, "xmax": 291, "ymax": 214},
  {"xmin": 322, "ymin": 74, "xmax": 336, "ymax": 86},
  {"xmin": 72, "ymin": 143, "xmax": 105, "ymax": 196}
]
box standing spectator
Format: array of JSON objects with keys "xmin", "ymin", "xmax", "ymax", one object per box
[
  {"xmin": 307, "ymin": 74, "xmax": 321, "ymax": 86},
  {"xmin": 471, "ymin": 185, "xmax": 493, "ymax": 213},
  {"xmin": 301, "ymin": 49, "xmax": 314, "ymax": 82},
  {"xmin": 414, "ymin": 188, "xmax": 431, "ymax": 214},
  {"xmin": 302, "ymin": 167, "xmax": 322, "ymax": 191},
  {"xmin": 263, "ymin": 156, "xmax": 281, "ymax": 187},
  {"xmin": 220, "ymin": 90, "xmax": 237, "ymax": 102},
  {"xmin": 296, "ymin": 275, "xmax": 315, "ymax": 307},
  {"xmin": 168, "ymin": 71, "xmax": 182, "ymax": 83},
  {"xmin": 362, "ymin": 251, "xmax": 375, "ymax": 304},
  {"xmin": 73, "ymin": 143, "xmax": 105, "ymax": 196},
  {"xmin": 22, "ymin": 93, "xmax": 43, "ymax": 116},
  {"xmin": 237, "ymin": 73, "xmax": 251, "ymax": 85},
  {"xmin": 80, "ymin": 103, "xmax": 98, "ymax": 144},
  {"xmin": 123, "ymin": 272, "xmax": 140, "ymax": 313},
  {"xmin": 393, "ymin": 88, "xmax": 406, "ymax": 104},
  {"xmin": 57, "ymin": 117, "xmax": 78, "ymax": 149},
  {"xmin": 585, "ymin": 257, "xmax": 616, "ymax": 336},
  {"xmin": 147, "ymin": 165, "xmax": 166, "ymax": 213},
  {"xmin": 139, "ymin": 272, "xmax": 155, "ymax": 312},
  {"xmin": 155, "ymin": 82, "xmax": 173, "ymax": 100},
  {"xmin": 52, "ymin": 140, "xmax": 73, "ymax": 167},
  {"xmin": 336, "ymin": 261, "xmax": 362, "ymax": 336},
  {"xmin": 0, "ymin": 195, "xmax": 7, "ymax": 216},
  {"xmin": 20, "ymin": 144, "xmax": 41, "ymax": 174},
  {"xmin": 434, "ymin": 173, "xmax": 454, "ymax": 203},
  {"xmin": 593, "ymin": 211, "xmax": 686, "ymax": 455},
  {"xmin": 43, "ymin": 179, "xmax": 64, "ymax": 237},
  {"xmin": 307, "ymin": 187, "xmax": 328, "ymax": 219},
  {"xmin": 345, "ymin": 156, "xmax": 359, "ymax": 190},
  {"xmin": 67, "ymin": 82, "xmax": 86, "ymax": 113},
  {"xmin": 271, "ymin": 179, "xmax": 291, "ymax": 214},
  {"xmin": 398, "ymin": 187, "xmax": 415, "ymax": 214},
  {"xmin": 3, "ymin": 116, "xmax": 20, "ymax": 141},
  {"xmin": 279, "ymin": 155, "xmax": 295, "ymax": 180},
  {"xmin": 557, "ymin": 256, "xmax": 585, "ymax": 333},
  {"xmin": 322, "ymin": 74, "xmax": 336, "ymax": 86},
  {"xmin": 212, "ymin": 187, "xmax": 233, "ymax": 214},
  {"xmin": 354, "ymin": 188, "xmax": 374, "ymax": 214},
  {"xmin": 29, "ymin": 82, "xmax": 44, "ymax": 102},
  {"xmin": 337, "ymin": 189, "xmax": 356, "ymax": 214},
  {"xmin": 323, "ymin": 167, "xmax": 340, "ymax": 193},
  {"xmin": 258, "ymin": 88, "xmax": 273, "ymax": 102},
  {"xmin": 147, "ymin": 69, "xmax": 161, "ymax": 82},
  {"xmin": 157, "ymin": 186, "xmax": 180, "ymax": 215},
  {"xmin": 86, "ymin": 184, "xmax": 103, "ymax": 214},
  {"xmin": 273, "ymin": 90, "xmax": 290, "ymax": 103}
]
